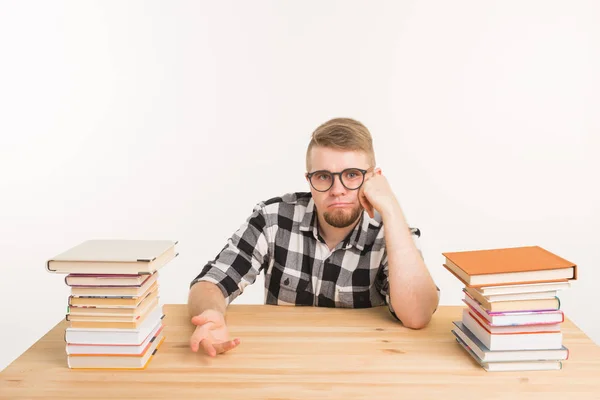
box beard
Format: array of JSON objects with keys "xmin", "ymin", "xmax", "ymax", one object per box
[{"xmin": 323, "ymin": 204, "xmax": 363, "ymax": 228}]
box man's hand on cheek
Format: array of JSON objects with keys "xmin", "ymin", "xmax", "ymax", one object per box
[{"xmin": 358, "ymin": 171, "xmax": 399, "ymax": 218}]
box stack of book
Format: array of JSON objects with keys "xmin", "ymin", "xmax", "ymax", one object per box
[
  {"xmin": 442, "ymin": 245, "xmax": 577, "ymax": 372},
  {"xmin": 46, "ymin": 239, "xmax": 178, "ymax": 370}
]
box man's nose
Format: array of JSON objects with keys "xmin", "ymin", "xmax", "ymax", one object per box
[{"xmin": 330, "ymin": 174, "xmax": 346, "ymax": 195}]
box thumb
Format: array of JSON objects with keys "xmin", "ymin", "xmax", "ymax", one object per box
[
  {"xmin": 192, "ymin": 309, "xmax": 225, "ymax": 327},
  {"xmin": 191, "ymin": 314, "xmax": 209, "ymax": 326},
  {"xmin": 191, "ymin": 314, "xmax": 219, "ymax": 327}
]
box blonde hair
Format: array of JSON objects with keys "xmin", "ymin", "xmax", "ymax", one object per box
[{"xmin": 306, "ymin": 118, "xmax": 376, "ymax": 171}]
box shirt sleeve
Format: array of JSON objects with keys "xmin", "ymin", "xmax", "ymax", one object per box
[
  {"xmin": 190, "ymin": 203, "xmax": 271, "ymax": 306},
  {"xmin": 376, "ymin": 228, "xmax": 440, "ymax": 322}
]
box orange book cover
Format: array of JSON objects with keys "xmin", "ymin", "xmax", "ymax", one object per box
[{"xmin": 442, "ymin": 245, "xmax": 577, "ymax": 287}]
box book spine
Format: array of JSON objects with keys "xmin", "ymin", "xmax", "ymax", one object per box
[{"xmin": 46, "ymin": 260, "xmax": 57, "ymax": 272}]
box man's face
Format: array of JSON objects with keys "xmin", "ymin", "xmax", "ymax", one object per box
[{"xmin": 306, "ymin": 146, "xmax": 371, "ymax": 229}]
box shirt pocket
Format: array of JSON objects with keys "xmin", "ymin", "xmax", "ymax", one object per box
[
  {"xmin": 268, "ymin": 261, "xmax": 311, "ymax": 305},
  {"xmin": 335, "ymin": 285, "xmax": 373, "ymax": 308},
  {"xmin": 334, "ymin": 263, "xmax": 386, "ymax": 308}
]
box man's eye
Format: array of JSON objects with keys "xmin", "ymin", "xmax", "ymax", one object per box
[
  {"xmin": 344, "ymin": 170, "xmax": 361, "ymax": 180},
  {"xmin": 317, "ymin": 174, "xmax": 331, "ymax": 181}
]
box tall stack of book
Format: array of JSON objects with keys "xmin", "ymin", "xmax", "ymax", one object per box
[
  {"xmin": 46, "ymin": 239, "xmax": 178, "ymax": 370},
  {"xmin": 442, "ymin": 245, "xmax": 577, "ymax": 372}
]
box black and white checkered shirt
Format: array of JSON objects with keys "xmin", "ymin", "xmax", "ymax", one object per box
[{"xmin": 191, "ymin": 192, "xmax": 428, "ymax": 321}]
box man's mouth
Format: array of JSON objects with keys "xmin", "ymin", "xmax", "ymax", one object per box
[{"xmin": 329, "ymin": 202, "xmax": 352, "ymax": 208}]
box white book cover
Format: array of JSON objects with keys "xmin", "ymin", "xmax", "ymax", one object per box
[
  {"xmin": 65, "ymin": 306, "xmax": 164, "ymax": 345},
  {"xmin": 477, "ymin": 281, "xmax": 571, "ymax": 296},
  {"xmin": 462, "ymin": 309, "xmax": 563, "ymax": 351},
  {"xmin": 66, "ymin": 321, "xmax": 164, "ymax": 355},
  {"xmin": 47, "ymin": 240, "xmax": 178, "ymax": 274},
  {"xmin": 452, "ymin": 321, "xmax": 568, "ymax": 363},
  {"xmin": 454, "ymin": 335, "xmax": 563, "ymax": 372}
]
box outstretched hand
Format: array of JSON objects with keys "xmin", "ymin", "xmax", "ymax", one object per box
[{"xmin": 189, "ymin": 309, "xmax": 240, "ymax": 357}]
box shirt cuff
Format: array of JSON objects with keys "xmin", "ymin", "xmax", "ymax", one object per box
[{"xmin": 190, "ymin": 272, "xmax": 240, "ymax": 306}]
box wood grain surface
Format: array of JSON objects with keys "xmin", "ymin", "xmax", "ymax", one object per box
[{"xmin": 1, "ymin": 304, "xmax": 599, "ymax": 400}]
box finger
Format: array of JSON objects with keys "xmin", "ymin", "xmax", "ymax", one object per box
[
  {"xmin": 191, "ymin": 314, "xmax": 210, "ymax": 326},
  {"xmin": 366, "ymin": 202, "xmax": 374, "ymax": 218},
  {"xmin": 364, "ymin": 202, "xmax": 374, "ymax": 218},
  {"xmin": 358, "ymin": 186, "xmax": 368, "ymax": 208},
  {"xmin": 213, "ymin": 338, "xmax": 241, "ymax": 354},
  {"xmin": 200, "ymin": 337, "xmax": 217, "ymax": 357},
  {"xmin": 189, "ymin": 328, "xmax": 208, "ymax": 352},
  {"xmin": 190, "ymin": 336, "xmax": 200, "ymax": 352},
  {"xmin": 359, "ymin": 191, "xmax": 374, "ymax": 218}
]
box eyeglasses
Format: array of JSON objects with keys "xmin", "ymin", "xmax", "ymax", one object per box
[{"xmin": 306, "ymin": 168, "xmax": 370, "ymax": 192}]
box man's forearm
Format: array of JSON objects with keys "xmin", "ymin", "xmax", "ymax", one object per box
[
  {"xmin": 381, "ymin": 202, "xmax": 439, "ymax": 329},
  {"xmin": 187, "ymin": 281, "xmax": 227, "ymax": 317}
]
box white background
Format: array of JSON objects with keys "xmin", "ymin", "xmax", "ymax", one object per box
[{"xmin": 1, "ymin": 0, "xmax": 598, "ymax": 371}]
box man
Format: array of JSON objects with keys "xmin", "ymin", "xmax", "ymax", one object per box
[{"xmin": 187, "ymin": 118, "xmax": 440, "ymax": 357}]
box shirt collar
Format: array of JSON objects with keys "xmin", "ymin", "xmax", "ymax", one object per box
[{"xmin": 299, "ymin": 197, "xmax": 319, "ymax": 237}]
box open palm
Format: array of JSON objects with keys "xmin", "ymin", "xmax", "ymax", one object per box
[{"xmin": 190, "ymin": 310, "xmax": 240, "ymax": 357}]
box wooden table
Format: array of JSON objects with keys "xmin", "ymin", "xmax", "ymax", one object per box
[{"xmin": 1, "ymin": 305, "xmax": 599, "ymax": 399}]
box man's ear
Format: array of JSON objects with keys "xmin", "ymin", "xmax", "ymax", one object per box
[{"xmin": 374, "ymin": 167, "xmax": 382, "ymax": 176}]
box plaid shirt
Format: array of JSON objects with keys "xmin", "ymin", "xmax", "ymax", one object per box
[{"xmin": 191, "ymin": 192, "xmax": 431, "ymax": 321}]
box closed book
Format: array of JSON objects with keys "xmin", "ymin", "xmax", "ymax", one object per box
[
  {"xmin": 67, "ymin": 331, "xmax": 165, "ymax": 369},
  {"xmin": 70, "ymin": 273, "xmax": 158, "ymax": 297},
  {"xmin": 67, "ymin": 301, "xmax": 160, "ymax": 329},
  {"xmin": 462, "ymin": 309, "xmax": 563, "ymax": 351},
  {"xmin": 474, "ymin": 289, "xmax": 558, "ymax": 303},
  {"xmin": 66, "ymin": 322, "xmax": 164, "ymax": 355},
  {"xmin": 463, "ymin": 289, "xmax": 559, "ymax": 313},
  {"xmin": 442, "ymin": 245, "xmax": 576, "ymax": 287},
  {"xmin": 68, "ymin": 282, "xmax": 158, "ymax": 308},
  {"xmin": 68, "ymin": 292, "xmax": 158, "ymax": 317},
  {"xmin": 476, "ymin": 281, "xmax": 571, "ymax": 296},
  {"xmin": 65, "ymin": 307, "xmax": 164, "ymax": 345},
  {"xmin": 66, "ymin": 274, "xmax": 150, "ymax": 287},
  {"xmin": 47, "ymin": 240, "xmax": 178, "ymax": 275},
  {"xmin": 67, "ymin": 298, "xmax": 159, "ymax": 324},
  {"xmin": 452, "ymin": 321, "xmax": 568, "ymax": 363},
  {"xmin": 465, "ymin": 307, "xmax": 561, "ymax": 334},
  {"xmin": 462, "ymin": 295, "xmax": 564, "ymax": 326},
  {"xmin": 463, "ymin": 288, "xmax": 560, "ymax": 312},
  {"xmin": 454, "ymin": 335, "xmax": 563, "ymax": 372}
]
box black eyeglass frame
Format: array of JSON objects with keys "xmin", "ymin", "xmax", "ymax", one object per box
[{"xmin": 305, "ymin": 168, "xmax": 370, "ymax": 192}]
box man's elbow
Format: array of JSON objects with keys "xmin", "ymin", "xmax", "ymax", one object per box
[
  {"xmin": 401, "ymin": 314, "xmax": 432, "ymax": 330},
  {"xmin": 391, "ymin": 301, "xmax": 437, "ymax": 329}
]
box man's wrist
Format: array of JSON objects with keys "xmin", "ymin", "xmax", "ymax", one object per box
[
  {"xmin": 379, "ymin": 199, "xmax": 405, "ymax": 224},
  {"xmin": 199, "ymin": 308, "xmax": 224, "ymax": 316}
]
